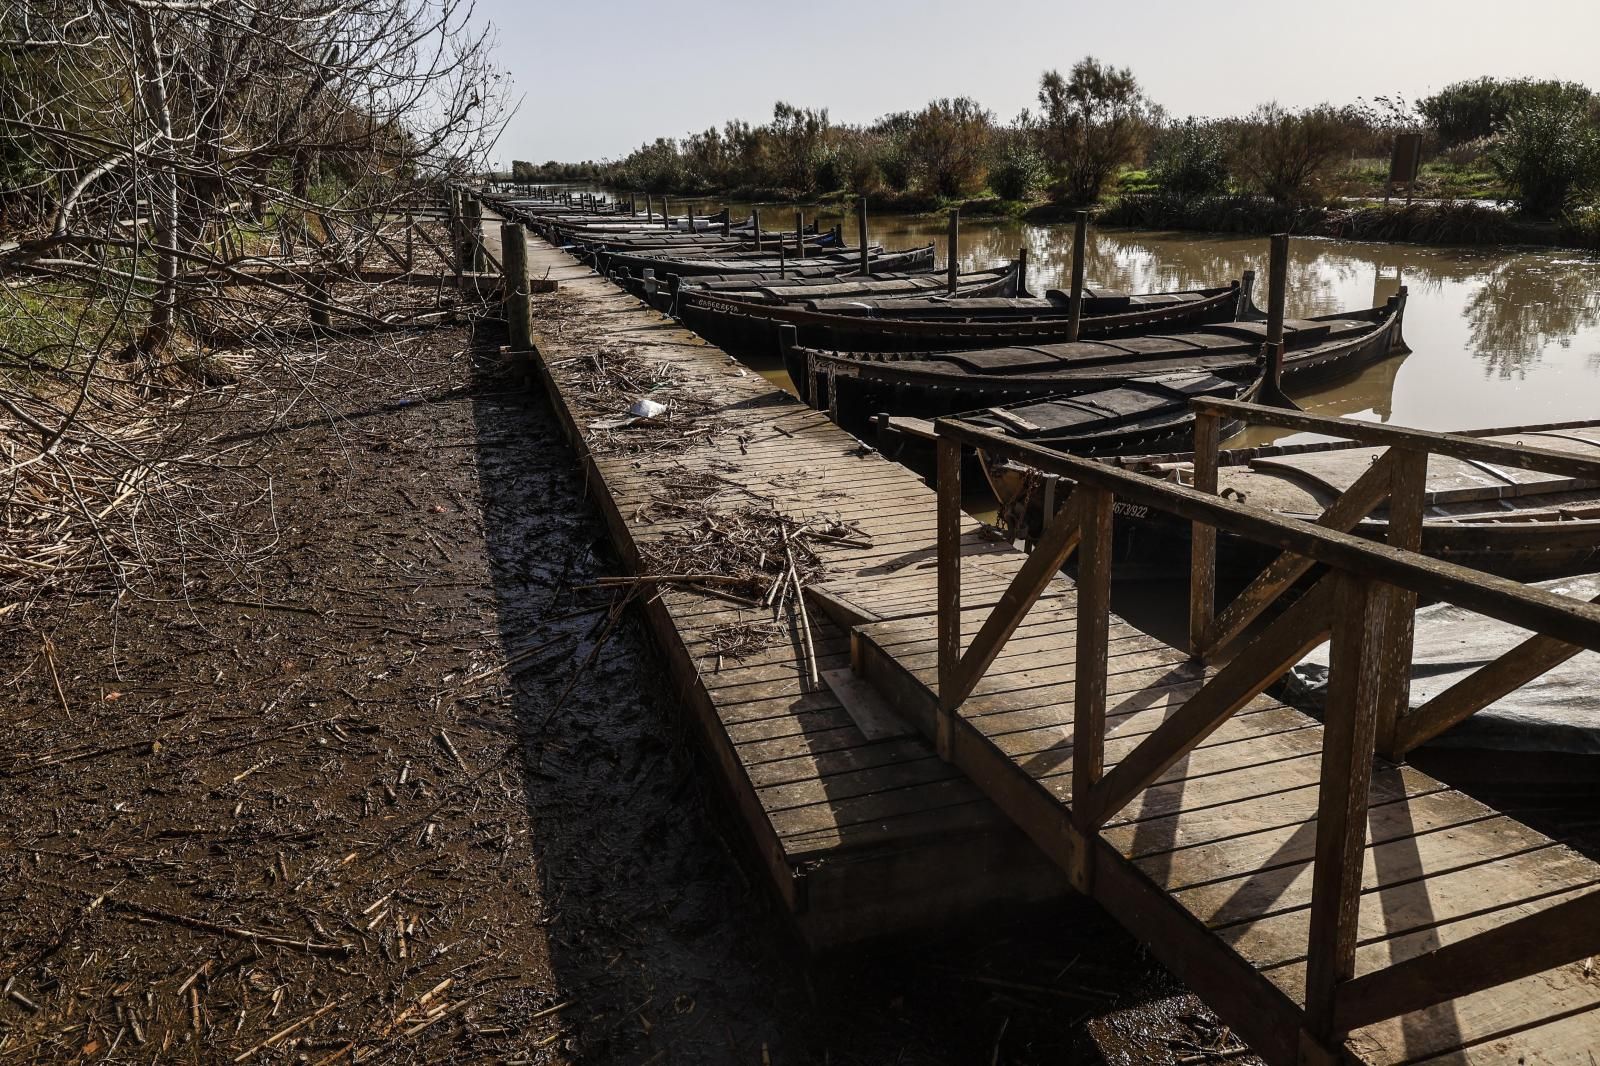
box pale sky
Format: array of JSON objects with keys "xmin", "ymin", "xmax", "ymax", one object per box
[{"xmin": 481, "ymin": 0, "xmax": 1600, "ymax": 166}]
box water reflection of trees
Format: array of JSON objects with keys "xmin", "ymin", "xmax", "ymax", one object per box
[{"xmin": 1462, "ymin": 259, "xmax": 1600, "ymax": 378}]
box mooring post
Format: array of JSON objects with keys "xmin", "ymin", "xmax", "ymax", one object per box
[
  {"xmin": 1016, "ymin": 246, "xmax": 1028, "ymax": 296},
  {"xmin": 752, "ymin": 207, "xmax": 762, "ymax": 252},
  {"xmin": 1265, "ymin": 232, "xmax": 1290, "ymax": 397},
  {"xmin": 463, "ymin": 195, "xmax": 485, "ymax": 273},
  {"xmin": 946, "ymin": 208, "xmax": 960, "ymax": 295},
  {"xmin": 722, "ymin": 209, "xmax": 731, "ymax": 237},
  {"xmin": 645, "ymin": 193, "xmax": 653, "ymax": 221},
  {"xmin": 857, "ymin": 196, "xmax": 870, "ymax": 275},
  {"xmin": 662, "ymin": 198, "xmax": 671, "ymax": 230},
  {"xmin": 1066, "ymin": 210, "xmax": 1088, "ymax": 341},
  {"xmin": 307, "ymin": 274, "xmax": 330, "ymax": 327},
  {"xmin": 795, "ymin": 210, "xmax": 804, "ymax": 260},
  {"xmin": 501, "ymin": 221, "xmax": 532, "ymax": 355},
  {"xmin": 778, "ymin": 235, "xmax": 787, "ymax": 279}
]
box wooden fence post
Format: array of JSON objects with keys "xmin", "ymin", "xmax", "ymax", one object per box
[
  {"xmin": 1070, "ymin": 485, "xmax": 1114, "ymax": 892},
  {"xmin": 463, "ymin": 195, "xmax": 485, "ymax": 273},
  {"xmin": 1302, "ymin": 573, "xmax": 1385, "ymax": 1050},
  {"xmin": 1066, "ymin": 210, "xmax": 1088, "ymax": 341},
  {"xmin": 1374, "ymin": 447, "xmax": 1427, "ymax": 758},
  {"xmin": 946, "ymin": 208, "xmax": 960, "ymax": 295},
  {"xmin": 857, "ymin": 196, "xmax": 870, "ymax": 275},
  {"xmin": 935, "ymin": 433, "xmax": 963, "ymax": 761},
  {"xmin": 1189, "ymin": 410, "xmax": 1221, "ymax": 657},
  {"xmin": 501, "ymin": 221, "xmax": 532, "ymax": 353},
  {"xmin": 307, "ymin": 274, "xmax": 330, "ymax": 327}
]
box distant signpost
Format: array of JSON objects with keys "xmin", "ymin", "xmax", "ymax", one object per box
[{"xmin": 1386, "ymin": 132, "xmax": 1425, "ymax": 203}]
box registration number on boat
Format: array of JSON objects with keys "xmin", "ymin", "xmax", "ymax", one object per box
[{"xmin": 1112, "ymin": 502, "xmax": 1150, "ymax": 519}]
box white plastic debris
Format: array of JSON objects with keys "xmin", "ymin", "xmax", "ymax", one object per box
[{"xmin": 628, "ymin": 398, "xmax": 668, "ymax": 419}]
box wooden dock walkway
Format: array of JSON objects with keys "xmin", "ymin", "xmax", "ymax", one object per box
[
  {"xmin": 514, "ymin": 229, "xmax": 1065, "ymax": 947},
  {"xmin": 502, "ymin": 210, "xmax": 1600, "ymax": 1064}
]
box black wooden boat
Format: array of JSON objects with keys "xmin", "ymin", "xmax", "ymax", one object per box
[
  {"xmin": 667, "ymin": 265, "xmax": 1022, "ymax": 315},
  {"xmin": 787, "ymin": 291, "xmax": 1407, "ymax": 436},
  {"xmin": 983, "ymin": 419, "xmax": 1600, "ymax": 582},
  {"xmin": 596, "ymin": 243, "xmax": 935, "ymax": 283},
  {"xmin": 689, "ymin": 278, "xmax": 1255, "ymax": 366}
]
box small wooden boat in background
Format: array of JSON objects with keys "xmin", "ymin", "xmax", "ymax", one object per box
[{"xmin": 687, "ymin": 278, "xmax": 1254, "ymax": 369}]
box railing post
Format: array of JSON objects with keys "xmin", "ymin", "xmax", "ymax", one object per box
[
  {"xmin": 1375, "ymin": 447, "xmax": 1427, "ymax": 760},
  {"xmin": 1070, "ymin": 485, "xmax": 1114, "ymax": 893},
  {"xmin": 1303, "ymin": 572, "xmax": 1384, "ymax": 1052},
  {"xmin": 935, "ymin": 433, "xmax": 963, "ymax": 761},
  {"xmin": 1189, "ymin": 409, "xmax": 1221, "ymax": 657},
  {"xmin": 500, "ymin": 221, "xmax": 531, "ymax": 354}
]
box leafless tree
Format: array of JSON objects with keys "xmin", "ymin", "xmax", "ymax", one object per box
[{"xmin": 0, "ymin": 0, "xmax": 510, "ymax": 614}]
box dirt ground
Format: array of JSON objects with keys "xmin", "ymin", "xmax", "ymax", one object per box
[{"xmin": 0, "ymin": 300, "xmax": 1275, "ymax": 1065}]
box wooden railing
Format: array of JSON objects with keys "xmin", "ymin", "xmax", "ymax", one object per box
[{"xmin": 933, "ymin": 407, "xmax": 1600, "ymax": 1057}]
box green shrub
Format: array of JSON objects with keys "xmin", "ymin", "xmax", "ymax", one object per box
[
  {"xmin": 1488, "ymin": 98, "xmax": 1600, "ymax": 216},
  {"xmin": 1149, "ymin": 120, "xmax": 1230, "ymax": 197},
  {"xmin": 1421, "ymin": 77, "xmax": 1595, "ymax": 146},
  {"xmin": 988, "ymin": 139, "xmax": 1044, "ymax": 201}
]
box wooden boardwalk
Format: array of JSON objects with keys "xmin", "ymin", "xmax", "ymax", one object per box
[
  {"xmin": 516, "ymin": 231, "xmax": 1065, "ymax": 947},
  {"xmin": 508, "ymin": 218, "xmax": 1600, "ymax": 1063}
]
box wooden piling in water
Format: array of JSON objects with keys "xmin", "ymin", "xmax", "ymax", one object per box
[
  {"xmin": 1264, "ymin": 232, "xmax": 1290, "ymax": 399},
  {"xmin": 1016, "ymin": 246, "xmax": 1028, "ymax": 296},
  {"xmin": 778, "ymin": 235, "xmax": 787, "ymax": 279},
  {"xmin": 795, "ymin": 210, "xmax": 804, "ymax": 260},
  {"xmin": 645, "ymin": 193, "xmax": 653, "ymax": 221},
  {"xmin": 752, "ymin": 207, "xmax": 762, "ymax": 252},
  {"xmin": 857, "ymin": 196, "xmax": 869, "ymax": 276},
  {"xmin": 946, "ymin": 209, "xmax": 960, "ymax": 295},
  {"xmin": 1066, "ymin": 210, "xmax": 1088, "ymax": 341}
]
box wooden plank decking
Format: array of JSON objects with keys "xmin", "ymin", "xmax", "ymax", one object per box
[
  {"xmin": 512, "ymin": 221, "xmax": 1600, "ymax": 1063},
  {"xmin": 517, "ymin": 232, "xmax": 1066, "ymax": 946}
]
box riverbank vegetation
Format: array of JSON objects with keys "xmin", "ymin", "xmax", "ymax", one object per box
[{"xmin": 519, "ymin": 67, "xmax": 1600, "ymax": 249}]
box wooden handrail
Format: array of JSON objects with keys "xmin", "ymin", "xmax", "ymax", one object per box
[
  {"xmin": 933, "ymin": 410, "xmax": 1600, "ymax": 1050},
  {"xmin": 936, "ymin": 418, "xmax": 1600, "ymax": 653}
]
